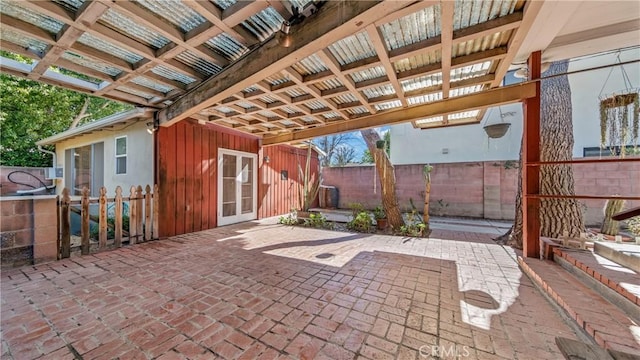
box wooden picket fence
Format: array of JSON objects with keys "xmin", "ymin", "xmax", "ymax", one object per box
[{"xmin": 57, "ymin": 185, "xmax": 159, "ymax": 259}]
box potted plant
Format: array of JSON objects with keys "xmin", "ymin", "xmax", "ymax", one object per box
[{"xmin": 373, "ymin": 205, "xmax": 387, "ymax": 230}]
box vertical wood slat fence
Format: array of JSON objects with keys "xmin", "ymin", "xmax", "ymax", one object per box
[{"xmin": 57, "ymin": 185, "xmax": 159, "ymax": 259}]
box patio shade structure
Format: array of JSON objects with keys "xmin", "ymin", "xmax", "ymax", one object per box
[
  {"xmin": 1, "ymin": 0, "xmax": 639, "ymax": 258},
  {"xmin": 1, "ymin": 0, "xmax": 543, "ymax": 135}
]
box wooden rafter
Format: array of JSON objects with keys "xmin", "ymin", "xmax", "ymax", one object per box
[
  {"xmin": 262, "ymin": 82, "xmax": 537, "ymax": 144},
  {"xmin": 158, "ymin": 0, "xmax": 413, "ymax": 125},
  {"xmin": 440, "ymin": 1, "xmax": 455, "ymax": 124},
  {"xmin": 365, "ymin": 25, "xmax": 406, "ymax": 107},
  {"xmin": 0, "ymin": 0, "xmax": 537, "ymax": 139}
]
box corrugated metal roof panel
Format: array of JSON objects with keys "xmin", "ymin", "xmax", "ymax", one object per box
[
  {"xmin": 453, "ymin": 0, "xmax": 518, "ymax": 31},
  {"xmin": 243, "ymin": 85, "xmax": 259, "ymax": 93},
  {"xmin": 281, "ymin": 106, "xmax": 299, "ymax": 114},
  {"xmin": 205, "ymin": 33, "xmax": 248, "ymax": 61},
  {"xmin": 380, "ymin": 4, "xmax": 440, "ymax": 50},
  {"xmin": 131, "ymin": 76, "xmax": 173, "ymax": 93},
  {"xmin": 100, "ymin": 9, "xmax": 170, "ymax": 50},
  {"xmin": 259, "ymin": 95, "xmax": 278, "ymax": 103},
  {"xmin": 449, "ymin": 110, "xmax": 479, "ymax": 119},
  {"xmin": 150, "ymin": 65, "xmax": 197, "ymax": 85},
  {"xmin": 211, "ymin": 0, "xmax": 236, "ymax": 10},
  {"xmin": 415, "ymin": 116, "xmax": 443, "ymax": 125},
  {"xmin": 322, "ymin": 112, "xmax": 341, "ymax": 119},
  {"xmin": 350, "ymin": 66, "xmax": 386, "ymax": 83},
  {"xmin": 242, "ymin": 7, "xmax": 284, "ymax": 41},
  {"xmin": 175, "ymin": 50, "xmax": 221, "ymax": 77},
  {"xmin": 237, "ymin": 101, "xmax": 254, "ymax": 109},
  {"xmin": 258, "ymin": 110, "xmax": 278, "ymax": 118},
  {"xmin": 407, "ymin": 92, "xmax": 443, "ymax": 105},
  {"xmin": 305, "ymin": 100, "xmax": 327, "ymax": 110},
  {"xmin": 1, "ymin": 28, "xmax": 48, "ymax": 55},
  {"xmin": 136, "ymin": 0, "xmax": 206, "ymax": 33},
  {"xmin": 118, "ymin": 86, "xmax": 154, "ymax": 100},
  {"xmin": 265, "ymin": 73, "xmax": 289, "ymax": 86},
  {"xmin": 216, "ymin": 106, "xmax": 233, "ymax": 113},
  {"xmin": 52, "ymin": 0, "xmax": 84, "ymax": 12},
  {"xmin": 331, "ymin": 93, "xmax": 358, "ymax": 105},
  {"xmin": 280, "ymin": 119, "xmax": 295, "ymax": 126},
  {"xmin": 347, "ymin": 107, "xmax": 369, "ymax": 115},
  {"xmin": 328, "ymin": 32, "xmax": 375, "ymax": 66},
  {"xmin": 363, "ymin": 84, "xmax": 395, "ymax": 99},
  {"xmin": 453, "ymin": 32, "xmax": 509, "ymax": 57},
  {"xmin": 451, "ymin": 61, "xmax": 491, "ymax": 81},
  {"xmin": 450, "ymin": 84, "xmax": 483, "ymax": 97},
  {"xmin": 62, "ymin": 51, "xmax": 122, "ymax": 77},
  {"xmin": 1, "ymin": 1, "xmax": 64, "ymax": 34},
  {"xmin": 394, "ymin": 51, "xmax": 442, "ymax": 73},
  {"xmin": 375, "ymin": 100, "xmax": 402, "ymax": 111},
  {"xmin": 301, "ymin": 116, "xmax": 315, "ymax": 123},
  {"xmin": 78, "ymin": 32, "xmax": 143, "ymax": 64},
  {"xmin": 401, "ymin": 73, "xmax": 442, "ymax": 92},
  {"xmin": 314, "ymin": 78, "xmax": 343, "ymax": 91},
  {"xmin": 291, "ymin": 53, "xmax": 327, "ymax": 76},
  {"xmin": 285, "ymin": 88, "xmax": 308, "ymax": 98}
]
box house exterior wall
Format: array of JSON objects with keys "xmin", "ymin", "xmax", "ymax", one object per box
[
  {"xmin": 53, "ymin": 121, "xmax": 153, "ymax": 194},
  {"xmin": 322, "ymin": 160, "xmax": 639, "ymax": 225},
  {"xmin": 157, "ymin": 120, "xmax": 319, "ymax": 238},
  {"xmin": 258, "ymin": 145, "xmax": 321, "ymax": 219},
  {"xmin": 390, "ymin": 48, "xmax": 640, "ymax": 164}
]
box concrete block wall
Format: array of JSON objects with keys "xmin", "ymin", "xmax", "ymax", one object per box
[
  {"xmin": 322, "ymin": 159, "xmax": 638, "ymax": 225},
  {"xmin": 1, "ymin": 196, "xmax": 58, "ymax": 267}
]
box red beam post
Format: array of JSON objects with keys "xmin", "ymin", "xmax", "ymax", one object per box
[{"xmin": 522, "ymin": 51, "xmax": 541, "ymax": 258}]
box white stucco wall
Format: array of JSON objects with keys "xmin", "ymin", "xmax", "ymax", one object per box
[
  {"xmin": 52, "ymin": 121, "xmax": 154, "ymax": 195},
  {"xmin": 391, "ymin": 47, "xmax": 640, "ymax": 165}
]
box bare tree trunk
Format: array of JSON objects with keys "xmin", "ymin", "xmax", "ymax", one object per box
[
  {"xmin": 360, "ymin": 129, "xmax": 404, "ymax": 229},
  {"xmin": 423, "ymin": 166, "xmax": 432, "ymax": 228},
  {"xmin": 499, "ymin": 60, "xmax": 584, "ymax": 247}
]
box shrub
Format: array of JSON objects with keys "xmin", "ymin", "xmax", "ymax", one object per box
[
  {"xmin": 303, "ymin": 213, "xmax": 333, "ymax": 229},
  {"xmin": 373, "ymin": 205, "xmax": 386, "ymax": 220},
  {"xmin": 396, "ymin": 209, "xmax": 427, "ymax": 237},
  {"xmin": 347, "ymin": 211, "xmax": 373, "ymax": 233},
  {"xmin": 278, "ymin": 212, "xmax": 298, "ymax": 225}
]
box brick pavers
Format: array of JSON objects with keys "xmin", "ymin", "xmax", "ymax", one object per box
[{"xmin": 2, "ymin": 219, "xmax": 578, "ymax": 359}]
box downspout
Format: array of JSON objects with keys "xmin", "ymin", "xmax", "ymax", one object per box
[{"xmin": 37, "ymin": 145, "xmax": 56, "ymax": 167}]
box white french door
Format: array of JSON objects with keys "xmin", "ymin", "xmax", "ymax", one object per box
[{"xmin": 217, "ymin": 149, "xmax": 258, "ymax": 226}]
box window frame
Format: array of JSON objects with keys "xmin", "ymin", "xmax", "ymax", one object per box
[{"xmin": 115, "ymin": 136, "xmax": 127, "ymax": 175}]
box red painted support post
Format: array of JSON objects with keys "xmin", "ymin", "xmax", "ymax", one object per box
[{"xmin": 523, "ymin": 51, "xmax": 541, "ymax": 258}]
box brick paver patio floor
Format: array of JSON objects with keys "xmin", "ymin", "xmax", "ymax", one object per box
[{"xmin": 1, "ymin": 219, "xmax": 579, "ymax": 359}]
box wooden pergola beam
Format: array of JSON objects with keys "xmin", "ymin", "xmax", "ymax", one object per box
[
  {"xmin": 158, "ymin": 0, "xmax": 413, "ymax": 126},
  {"xmin": 523, "ymin": 51, "xmax": 541, "ymax": 259},
  {"xmin": 440, "ymin": 1, "xmax": 455, "ymax": 124},
  {"xmin": 262, "ymin": 82, "xmax": 537, "ymax": 145}
]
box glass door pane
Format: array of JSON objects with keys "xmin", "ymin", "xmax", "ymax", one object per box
[
  {"xmin": 241, "ymin": 156, "xmax": 254, "ymax": 214},
  {"xmin": 222, "ymin": 154, "xmax": 237, "ymax": 216}
]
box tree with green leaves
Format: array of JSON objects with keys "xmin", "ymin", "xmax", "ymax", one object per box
[{"xmin": 0, "ymin": 73, "xmax": 131, "ymax": 167}]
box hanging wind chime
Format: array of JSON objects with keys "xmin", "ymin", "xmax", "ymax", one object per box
[{"xmin": 598, "ymin": 52, "xmax": 640, "ymax": 157}]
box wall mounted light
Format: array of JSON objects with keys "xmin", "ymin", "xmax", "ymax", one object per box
[
  {"xmin": 264, "ymin": 155, "xmax": 270, "ymax": 164},
  {"xmin": 278, "ymin": 21, "xmax": 292, "ymax": 48}
]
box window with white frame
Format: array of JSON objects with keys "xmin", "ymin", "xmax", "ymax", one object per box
[{"xmin": 115, "ymin": 136, "xmax": 127, "ymax": 174}]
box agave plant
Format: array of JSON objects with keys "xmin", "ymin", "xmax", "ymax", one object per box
[{"xmin": 297, "ymin": 144, "xmax": 321, "ymax": 212}]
